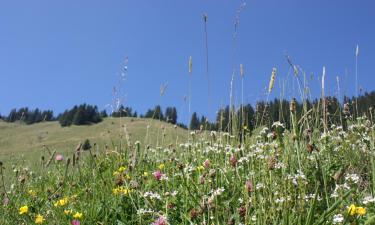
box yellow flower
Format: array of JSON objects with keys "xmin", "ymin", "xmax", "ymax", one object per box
[
  {"xmin": 64, "ymin": 209, "xmax": 72, "ymax": 215},
  {"xmin": 348, "ymin": 204, "xmax": 356, "ymax": 216},
  {"xmin": 197, "ymin": 166, "xmax": 205, "ymax": 172},
  {"xmin": 356, "ymin": 207, "xmax": 366, "ymax": 216},
  {"xmin": 35, "ymin": 214, "xmax": 45, "ymax": 224},
  {"xmin": 112, "ymin": 186, "xmax": 131, "ymax": 196},
  {"xmin": 54, "ymin": 197, "xmax": 68, "ymax": 207},
  {"xmin": 118, "ymin": 166, "xmax": 126, "ymax": 172},
  {"xmin": 113, "ymin": 171, "xmax": 120, "ymax": 176},
  {"xmin": 73, "ymin": 212, "xmax": 83, "ymax": 219},
  {"xmin": 19, "ymin": 205, "xmax": 28, "ymax": 215},
  {"xmin": 28, "ymin": 189, "xmax": 36, "ymax": 197},
  {"xmin": 158, "ymin": 164, "xmax": 165, "ymax": 170},
  {"xmin": 143, "ymin": 172, "xmax": 149, "ymax": 177}
]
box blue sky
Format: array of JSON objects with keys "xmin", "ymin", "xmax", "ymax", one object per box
[{"xmin": 0, "ymin": 0, "xmax": 374, "ymax": 123}]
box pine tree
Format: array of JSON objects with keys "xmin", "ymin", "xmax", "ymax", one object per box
[{"xmin": 190, "ymin": 112, "xmax": 199, "ymax": 130}]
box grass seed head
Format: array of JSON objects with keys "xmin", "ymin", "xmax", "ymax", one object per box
[{"xmin": 268, "ymin": 68, "xmax": 277, "ymax": 93}]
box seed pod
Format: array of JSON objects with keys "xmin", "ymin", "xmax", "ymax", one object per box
[
  {"xmin": 290, "ymin": 98, "xmax": 296, "ymax": 113},
  {"xmin": 188, "ymin": 56, "xmax": 193, "ymax": 74},
  {"xmin": 240, "ymin": 64, "xmax": 244, "ymax": 78},
  {"xmin": 268, "ymin": 68, "xmax": 277, "ymax": 93},
  {"xmin": 268, "ymin": 156, "xmax": 276, "ymax": 170},
  {"xmin": 190, "ymin": 208, "xmax": 199, "ymax": 220}
]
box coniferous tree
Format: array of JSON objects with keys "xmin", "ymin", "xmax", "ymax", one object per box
[{"xmin": 190, "ymin": 112, "xmax": 199, "ymax": 130}]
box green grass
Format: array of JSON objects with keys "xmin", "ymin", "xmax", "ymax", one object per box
[
  {"xmin": 0, "ymin": 117, "xmax": 187, "ymax": 180},
  {"xmin": 1, "ymin": 115, "xmax": 375, "ymax": 224}
]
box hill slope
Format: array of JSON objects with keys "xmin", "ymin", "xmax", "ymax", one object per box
[{"xmin": 0, "ymin": 117, "xmax": 187, "ymax": 164}]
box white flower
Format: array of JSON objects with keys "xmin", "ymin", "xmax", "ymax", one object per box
[
  {"xmin": 363, "ymin": 196, "xmax": 375, "ymax": 205},
  {"xmin": 272, "ymin": 121, "xmax": 285, "ymax": 128},
  {"xmin": 143, "ymin": 192, "xmax": 161, "ymax": 200},
  {"xmin": 345, "ymin": 173, "xmax": 360, "ymax": 184},
  {"xmin": 332, "ymin": 214, "xmax": 344, "ymax": 224},
  {"xmin": 256, "ymin": 183, "xmax": 265, "ymax": 190},
  {"xmin": 251, "ymin": 215, "xmax": 257, "ymax": 221}
]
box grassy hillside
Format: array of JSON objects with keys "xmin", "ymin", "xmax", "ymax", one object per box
[{"xmin": 0, "ymin": 117, "xmax": 187, "ymax": 166}]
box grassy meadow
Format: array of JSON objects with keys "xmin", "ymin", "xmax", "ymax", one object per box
[
  {"xmin": 1, "ymin": 109, "xmax": 375, "ymax": 224},
  {"xmin": 0, "ymin": 4, "xmax": 373, "ymax": 224},
  {"xmin": 0, "ymin": 118, "xmax": 187, "ymax": 181}
]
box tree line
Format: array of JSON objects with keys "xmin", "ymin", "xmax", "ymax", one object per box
[
  {"xmin": 1, "ymin": 91, "xmax": 375, "ymax": 129},
  {"xmin": 0, "ymin": 107, "xmax": 55, "ymax": 125}
]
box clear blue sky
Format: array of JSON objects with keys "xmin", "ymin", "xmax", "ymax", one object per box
[{"xmin": 1, "ymin": 0, "xmax": 374, "ymax": 123}]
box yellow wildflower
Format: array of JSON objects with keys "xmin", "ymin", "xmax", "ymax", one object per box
[
  {"xmin": 112, "ymin": 186, "xmax": 131, "ymax": 196},
  {"xmin": 118, "ymin": 166, "xmax": 126, "ymax": 172},
  {"xmin": 54, "ymin": 197, "xmax": 68, "ymax": 207},
  {"xmin": 113, "ymin": 171, "xmax": 120, "ymax": 176},
  {"xmin": 64, "ymin": 209, "xmax": 72, "ymax": 215},
  {"xmin": 348, "ymin": 204, "xmax": 356, "ymax": 216},
  {"xmin": 73, "ymin": 212, "xmax": 83, "ymax": 219},
  {"xmin": 19, "ymin": 205, "xmax": 28, "ymax": 215},
  {"xmin": 143, "ymin": 172, "xmax": 149, "ymax": 177},
  {"xmin": 35, "ymin": 214, "xmax": 45, "ymax": 224},
  {"xmin": 197, "ymin": 166, "xmax": 205, "ymax": 171},
  {"xmin": 356, "ymin": 207, "xmax": 366, "ymax": 216},
  {"xmin": 158, "ymin": 164, "xmax": 165, "ymax": 170},
  {"xmin": 28, "ymin": 189, "xmax": 36, "ymax": 197}
]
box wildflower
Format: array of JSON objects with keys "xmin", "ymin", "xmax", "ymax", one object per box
[
  {"xmin": 348, "ymin": 204, "xmax": 356, "ymax": 216},
  {"xmin": 158, "ymin": 164, "xmax": 165, "ymax": 170},
  {"xmin": 196, "ymin": 165, "xmax": 205, "ymax": 172},
  {"xmin": 238, "ymin": 206, "xmax": 246, "ymax": 218},
  {"xmin": 118, "ymin": 166, "xmax": 126, "ymax": 173},
  {"xmin": 203, "ymin": 159, "xmax": 211, "ymax": 168},
  {"xmin": 2, "ymin": 197, "xmax": 9, "ymax": 206},
  {"xmin": 55, "ymin": 154, "xmax": 64, "ymax": 161},
  {"xmin": 19, "ymin": 205, "xmax": 28, "ymax": 215},
  {"xmin": 112, "ymin": 186, "xmax": 131, "ymax": 195},
  {"xmin": 64, "ymin": 209, "xmax": 72, "ymax": 215},
  {"xmin": 71, "ymin": 220, "xmax": 80, "ymax": 225},
  {"xmin": 153, "ymin": 215, "xmax": 167, "ymax": 225},
  {"xmin": 54, "ymin": 197, "xmax": 68, "ymax": 207},
  {"xmin": 332, "ymin": 214, "xmax": 344, "ymax": 224},
  {"xmin": 363, "ymin": 196, "xmax": 375, "ymax": 205},
  {"xmin": 356, "ymin": 207, "xmax": 366, "ymax": 215},
  {"xmin": 345, "ymin": 173, "xmax": 360, "ymax": 184},
  {"xmin": 153, "ymin": 170, "xmax": 162, "ymax": 181},
  {"xmin": 230, "ymin": 155, "xmax": 237, "ymax": 167},
  {"xmin": 73, "ymin": 212, "xmax": 83, "ymax": 219},
  {"xmin": 35, "ymin": 214, "xmax": 45, "ymax": 224},
  {"xmin": 143, "ymin": 172, "xmax": 149, "ymax": 177},
  {"xmin": 28, "ymin": 189, "xmax": 37, "ymax": 197},
  {"xmin": 245, "ymin": 180, "xmax": 254, "ymax": 193}
]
